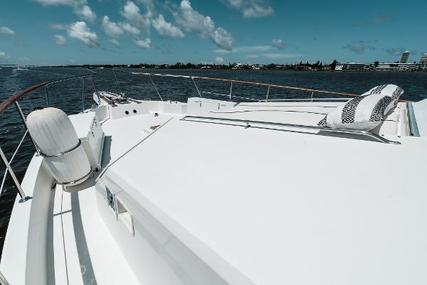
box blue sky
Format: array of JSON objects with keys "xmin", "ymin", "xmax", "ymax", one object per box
[{"xmin": 0, "ymin": 0, "xmax": 426, "ymax": 65}]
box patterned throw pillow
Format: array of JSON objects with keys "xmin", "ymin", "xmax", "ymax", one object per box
[{"xmin": 318, "ymin": 84, "xmax": 404, "ymax": 130}]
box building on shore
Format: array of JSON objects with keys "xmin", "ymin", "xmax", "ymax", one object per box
[
  {"xmin": 376, "ymin": 62, "xmax": 418, "ymax": 71},
  {"xmin": 335, "ymin": 62, "xmax": 366, "ymax": 71},
  {"xmin": 420, "ymin": 53, "xmax": 427, "ymax": 70},
  {"xmin": 400, "ymin": 51, "xmax": 410, "ymax": 63}
]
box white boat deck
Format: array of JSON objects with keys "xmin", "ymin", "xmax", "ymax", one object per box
[
  {"xmin": 97, "ymin": 99, "xmax": 427, "ymax": 284},
  {"xmin": 2, "ymin": 96, "xmax": 427, "ymax": 285}
]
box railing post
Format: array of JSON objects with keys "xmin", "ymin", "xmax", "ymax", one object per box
[
  {"xmin": 149, "ymin": 75, "xmax": 163, "ymax": 101},
  {"xmin": 14, "ymin": 102, "xmax": 39, "ymax": 153},
  {"xmin": 191, "ymin": 77, "xmax": 202, "ymax": 97},
  {"xmin": 112, "ymin": 69, "xmax": 123, "ymax": 95},
  {"xmin": 0, "ymin": 147, "xmax": 30, "ymax": 202},
  {"xmin": 266, "ymin": 86, "xmax": 270, "ymax": 101},
  {"xmin": 44, "ymin": 86, "xmax": 49, "ymax": 106},
  {"xmin": 81, "ymin": 78, "xmax": 85, "ymax": 112},
  {"xmin": 229, "ymin": 82, "xmax": 233, "ymax": 101},
  {"xmin": 90, "ymin": 76, "xmax": 97, "ymax": 93}
]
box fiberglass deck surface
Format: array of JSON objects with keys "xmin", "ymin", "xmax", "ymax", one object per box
[
  {"xmin": 103, "ymin": 111, "xmax": 427, "ymax": 285},
  {"xmin": 52, "ymin": 185, "xmax": 139, "ymax": 285}
]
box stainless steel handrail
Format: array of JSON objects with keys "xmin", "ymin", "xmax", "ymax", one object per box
[
  {"xmin": 126, "ymin": 70, "xmax": 361, "ymax": 102},
  {"xmin": 125, "ymin": 71, "xmax": 413, "ymax": 104},
  {"xmin": 181, "ymin": 115, "xmax": 401, "ymax": 144},
  {"xmin": 0, "ymin": 147, "xmax": 29, "ymax": 202},
  {"xmin": 131, "ymin": 71, "xmax": 361, "ymax": 96},
  {"xmin": 0, "ymin": 131, "xmax": 29, "ymax": 198}
]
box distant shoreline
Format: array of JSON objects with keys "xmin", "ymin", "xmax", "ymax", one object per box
[{"xmin": 1, "ymin": 63, "xmax": 427, "ymax": 72}]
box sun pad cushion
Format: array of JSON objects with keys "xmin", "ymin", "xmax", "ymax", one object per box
[{"xmin": 318, "ymin": 84, "xmax": 404, "ymax": 131}]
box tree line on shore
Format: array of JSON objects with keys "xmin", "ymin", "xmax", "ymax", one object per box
[{"xmin": 60, "ymin": 60, "xmax": 340, "ymax": 71}]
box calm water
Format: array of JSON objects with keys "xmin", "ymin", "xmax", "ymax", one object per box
[{"xmin": 1, "ymin": 67, "xmax": 427, "ymax": 255}]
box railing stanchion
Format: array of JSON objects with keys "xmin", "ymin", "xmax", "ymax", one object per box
[
  {"xmin": 0, "ymin": 147, "xmax": 30, "ymax": 202},
  {"xmin": 81, "ymin": 78, "xmax": 85, "ymax": 112},
  {"xmin": 44, "ymin": 86, "xmax": 49, "ymax": 106},
  {"xmin": 266, "ymin": 86, "xmax": 271, "ymax": 101},
  {"xmin": 192, "ymin": 77, "xmax": 202, "ymax": 97},
  {"xmin": 112, "ymin": 69, "xmax": 123, "ymax": 95},
  {"xmin": 229, "ymin": 82, "xmax": 233, "ymax": 101},
  {"xmin": 14, "ymin": 102, "xmax": 38, "ymax": 153},
  {"xmin": 149, "ymin": 75, "xmax": 163, "ymax": 101},
  {"xmin": 90, "ymin": 76, "xmax": 97, "ymax": 93}
]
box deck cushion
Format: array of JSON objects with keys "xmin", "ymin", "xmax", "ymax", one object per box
[{"xmin": 318, "ymin": 84, "xmax": 404, "ymax": 130}]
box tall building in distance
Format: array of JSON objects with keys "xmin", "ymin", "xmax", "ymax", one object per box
[
  {"xmin": 400, "ymin": 50, "xmax": 410, "ymax": 63},
  {"xmin": 420, "ymin": 53, "xmax": 427, "ymax": 65}
]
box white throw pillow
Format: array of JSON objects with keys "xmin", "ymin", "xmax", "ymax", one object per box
[{"xmin": 318, "ymin": 84, "xmax": 404, "ymax": 131}]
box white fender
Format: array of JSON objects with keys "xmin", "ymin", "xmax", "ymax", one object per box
[{"xmin": 27, "ymin": 107, "xmax": 91, "ymax": 186}]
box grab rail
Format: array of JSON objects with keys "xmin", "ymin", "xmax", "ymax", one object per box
[{"xmin": 181, "ymin": 115, "xmax": 401, "ymax": 144}]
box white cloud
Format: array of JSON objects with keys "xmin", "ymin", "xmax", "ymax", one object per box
[
  {"xmin": 102, "ymin": 16, "xmax": 124, "ymax": 38},
  {"xmin": 343, "ymin": 41, "xmax": 376, "ymax": 54},
  {"xmin": 136, "ymin": 38, "xmax": 151, "ymax": 48},
  {"xmin": 35, "ymin": 0, "xmax": 75, "ymax": 5},
  {"xmin": 174, "ymin": 0, "xmax": 214, "ymax": 34},
  {"xmin": 0, "ymin": 51, "xmax": 8, "ymax": 59},
  {"xmin": 215, "ymin": 42, "xmax": 286, "ymax": 54},
  {"xmin": 67, "ymin": 21, "xmax": 98, "ymax": 47},
  {"xmin": 215, "ymin": 42, "xmax": 300, "ymax": 61},
  {"xmin": 119, "ymin": 22, "xmax": 140, "ymax": 37},
  {"xmin": 215, "ymin": 45, "xmax": 273, "ymax": 54},
  {"xmin": 272, "ymin": 38, "xmax": 285, "ymax": 49},
  {"xmin": 247, "ymin": 52, "xmax": 302, "ymax": 59},
  {"xmin": 237, "ymin": 45, "xmax": 273, "ymax": 52},
  {"xmin": 110, "ymin": 39, "xmax": 120, "ymax": 47},
  {"xmin": 121, "ymin": 1, "xmax": 151, "ymax": 31},
  {"xmin": 50, "ymin": 23, "xmax": 67, "ymax": 30},
  {"xmin": 54, "ymin": 34, "xmax": 66, "ymax": 45},
  {"xmin": 0, "ymin": 26, "xmax": 15, "ymax": 36},
  {"xmin": 137, "ymin": 0, "xmax": 155, "ymax": 14},
  {"xmin": 35, "ymin": 0, "xmax": 96, "ymax": 22},
  {"xmin": 19, "ymin": 56, "xmax": 30, "ymax": 62},
  {"xmin": 102, "ymin": 16, "xmax": 142, "ymax": 44},
  {"xmin": 223, "ymin": 0, "xmax": 274, "ymax": 18},
  {"xmin": 211, "ymin": 27, "xmax": 233, "ymax": 51},
  {"xmin": 215, "ymin": 56, "xmax": 224, "ymax": 64},
  {"xmin": 152, "ymin": 15, "xmax": 184, "ymax": 39},
  {"xmin": 174, "ymin": 0, "xmax": 233, "ymax": 50},
  {"xmin": 74, "ymin": 5, "xmax": 96, "ymax": 22}
]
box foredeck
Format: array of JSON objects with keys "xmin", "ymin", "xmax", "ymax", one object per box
[
  {"xmin": 97, "ymin": 99, "xmax": 427, "ymax": 284},
  {"xmin": 2, "ymin": 93, "xmax": 427, "ymax": 285},
  {"xmin": 1, "ymin": 68, "xmax": 427, "ymax": 285}
]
